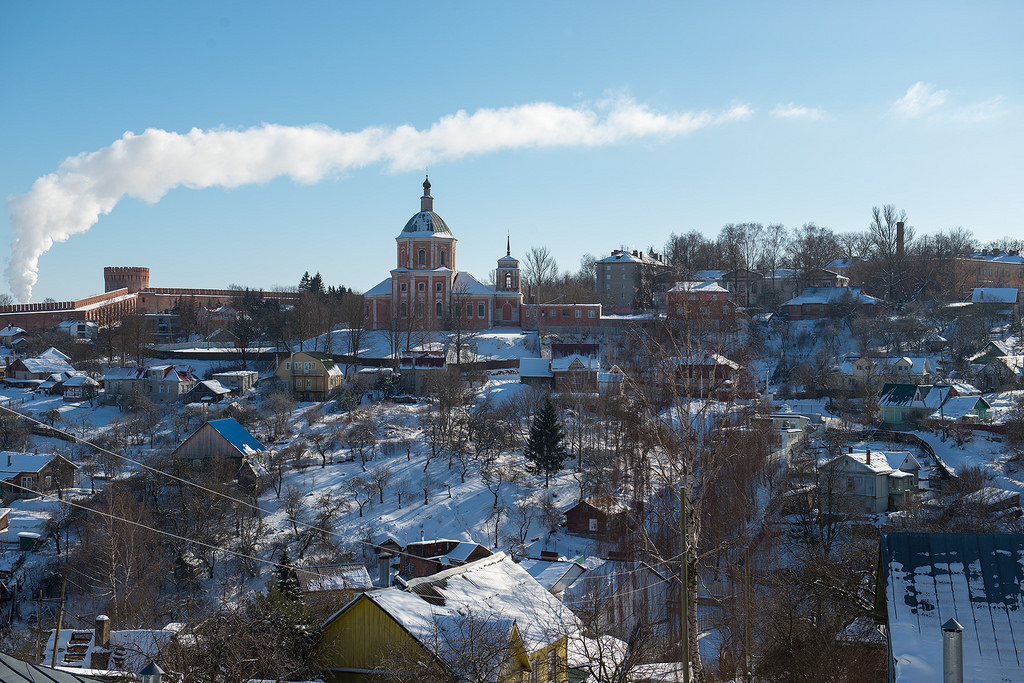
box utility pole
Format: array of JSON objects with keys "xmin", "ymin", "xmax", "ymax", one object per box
[
  {"xmin": 680, "ymin": 483, "xmax": 689, "ymax": 683},
  {"xmin": 49, "ymin": 581, "xmax": 65, "ymax": 669}
]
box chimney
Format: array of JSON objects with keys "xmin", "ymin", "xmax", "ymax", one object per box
[
  {"xmin": 378, "ymin": 554, "xmax": 392, "ymax": 588},
  {"xmin": 420, "ymin": 529, "xmax": 425, "ymax": 543},
  {"xmin": 866, "ymin": 448, "xmax": 871, "ymax": 465},
  {"xmin": 942, "ymin": 618, "xmax": 964, "ymax": 683},
  {"xmin": 848, "ymin": 446, "xmax": 853, "ymax": 454},
  {"xmin": 95, "ymin": 614, "xmax": 110, "ymax": 649},
  {"xmin": 6, "ymin": 453, "xmax": 9, "ymax": 467}
]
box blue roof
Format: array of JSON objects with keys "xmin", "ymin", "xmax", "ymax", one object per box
[{"xmin": 207, "ymin": 418, "xmax": 265, "ymax": 457}]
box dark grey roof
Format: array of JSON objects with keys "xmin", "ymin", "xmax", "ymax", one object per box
[
  {"xmin": 400, "ymin": 211, "xmax": 452, "ymax": 236},
  {"xmin": 877, "ymin": 532, "xmax": 1024, "ymax": 683},
  {"xmin": 0, "ymin": 652, "xmax": 107, "ymax": 682}
]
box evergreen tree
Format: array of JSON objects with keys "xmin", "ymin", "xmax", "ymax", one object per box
[
  {"xmin": 308, "ymin": 272, "xmax": 326, "ymax": 295},
  {"xmin": 298, "ymin": 271, "xmax": 312, "ymax": 292},
  {"xmin": 275, "ymin": 548, "xmax": 302, "ymax": 602},
  {"xmin": 524, "ymin": 396, "xmax": 567, "ymax": 487}
]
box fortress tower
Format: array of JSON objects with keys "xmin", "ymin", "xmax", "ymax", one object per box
[{"xmin": 104, "ymin": 266, "xmax": 150, "ymax": 294}]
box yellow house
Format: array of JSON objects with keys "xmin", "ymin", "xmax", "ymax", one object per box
[
  {"xmin": 275, "ymin": 351, "xmax": 344, "ymax": 402},
  {"xmin": 318, "ymin": 553, "xmax": 573, "ymax": 683}
]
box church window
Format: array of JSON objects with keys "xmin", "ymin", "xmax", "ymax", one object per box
[
  {"xmin": 436, "ymin": 302, "xmax": 443, "ymax": 317},
  {"xmin": 478, "ymin": 304, "xmax": 485, "ymax": 317},
  {"xmin": 418, "ymin": 250, "xmax": 426, "ymax": 266},
  {"xmin": 440, "ymin": 250, "xmax": 446, "ymax": 266},
  {"xmin": 436, "ymin": 282, "xmax": 443, "ymax": 292},
  {"xmin": 588, "ymin": 310, "xmax": 595, "ymax": 318},
  {"xmin": 400, "ymin": 283, "xmax": 407, "ymax": 292},
  {"xmin": 418, "ymin": 282, "xmax": 425, "ymax": 292},
  {"xmin": 400, "ymin": 302, "xmax": 408, "ymax": 318},
  {"xmin": 504, "ymin": 272, "xmax": 512, "ymax": 289},
  {"xmin": 466, "ymin": 304, "xmax": 473, "ymax": 317}
]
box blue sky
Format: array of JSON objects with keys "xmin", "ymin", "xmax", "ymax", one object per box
[{"xmin": 1, "ymin": 2, "xmax": 1021, "ymax": 302}]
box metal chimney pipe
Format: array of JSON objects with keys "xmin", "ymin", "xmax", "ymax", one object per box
[
  {"xmin": 378, "ymin": 553, "xmax": 392, "ymax": 588},
  {"xmin": 866, "ymin": 448, "xmax": 871, "ymax": 465},
  {"xmin": 942, "ymin": 618, "xmax": 963, "ymax": 683}
]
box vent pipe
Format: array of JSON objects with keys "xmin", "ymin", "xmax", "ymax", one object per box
[
  {"xmin": 378, "ymin": 553, "xmax": 392, "ymax": 588},
  {"xmin": 942, "ymin": 618, "xmax": 963, "ymax": 683},
  {"xmin": 866, "ymin": 448, "xmax": 871, "ymax": 465}
]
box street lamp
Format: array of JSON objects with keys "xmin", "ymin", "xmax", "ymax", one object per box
[{"xmin": 139, "ymin": 662, "xmax": 164, "ymax": 683}]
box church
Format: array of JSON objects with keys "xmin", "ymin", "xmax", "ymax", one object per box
[{"xmin": 364, "ymin": 177, "xmax": 524, "ymax": 330}]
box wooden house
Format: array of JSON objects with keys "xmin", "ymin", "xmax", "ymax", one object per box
[
  {"xmin": 319, "ymin": 552, "xmax": 575, "ymax": 683},
  {"xmin": 0, "ymin": 451, "xmax": 77, "ymax": 502},
  {"xmin": 565, "ymin": 497, "xmax": 629, "ymax": 537},
  {"xmin": 170, "ymin": 417, "xmax": 266, "ymax": 467}
]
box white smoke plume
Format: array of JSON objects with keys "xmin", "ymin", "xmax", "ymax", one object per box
[{"xmin": 6, "ymin": 96, "xmax": 752, "ymax": 302}]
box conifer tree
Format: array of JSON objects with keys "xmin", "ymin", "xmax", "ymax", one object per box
[
  {"xmin": 275, "ymin": 548, "xmax": 302, "ymax": 602},
  {"xmin": 524, "ymin": 396, "xmax": 567, "ymax": 487}
]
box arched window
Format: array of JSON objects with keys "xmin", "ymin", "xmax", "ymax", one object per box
[
  {"xmin": 436, "ymin": 301, "xmax": 443, "ymax": 318},
  {"xmin": 418, "ymin": 249, "xmax": 426, "ymax": 266},
  {"xmin": 440, "ymin": 250, "xmax": 446, "ymax": 267},
  {"xmin": 400, "ymin": 302, "xmax": 408, "ymax": 318},
  {"xmin": 504, "ymin": 272, "xmax": 513, "ymax": 289}
]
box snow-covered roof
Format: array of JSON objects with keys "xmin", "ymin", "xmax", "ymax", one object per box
[
  {"xmin": 878, "ymin": 532, "xmax": 1024, "ymax": 683},
  {"xmin": 551, "ymin": 354, "xmax": 599, "ymax": 372},
  {"xmin": 400, "ymin": 210, "xmax": 452, "ymax": 237},
  {"xmin": 519, "ymin": 358, "xmax": 552, "ymax": 378},
  {"xmin": 784, "ymin": 286, "xmax": 879, "ymax": 307},
  {"xmin": 296, "ymin": 564, "xmax": 373, "ymax": 593},
  {"xmin": 0, "ymin": 326, "xmax": 25, "ymax": 337},
  {"xmin": 971, "ymin": 287, "xmax": 1019, "ymax": 304},
  {"xmin": 0, "ymin": 451, "xmax": 70, "ymax": 476},
  {"xmin": 597, "ymin": 250, "xmax": 662, "ymax": 265},
  {"xmin": 669, "ymin": 281, "xmax": 728, "ymax": 294},
  {"xmin": 189, "ymin": 379, "xmax": 231, "ymax": 396},
  {"xmin": 691, "ymin": 269, "xmax": 726, "ymax": 281},
  {"xmin": 39, "ymin": 347, "xmax": 72, "ymax": 361},
  {"xmin": 452, "ymin": 271, "xmax": 495, "ymax": 295},
  {"xmin": 17, "ymin": 357, "xmax": 75, "ymax": 375},
  {"xmin": 63, "ymin": 375, "xmax": 99, "ymax": 388},
  {"xmin": 43, "ymin": 624, "xmax": 180, "ymax": 672},
  {"xmin": 971, "ymin": 250, "xmax": 1024, "ymax": 263},
  {"xmin": 825, "ymin": 449, "xmax": 901, "ymax": 475},
  {"xmin": 928, "ymin": 395, "xmax": 990, "ymax": 421},
  {"xmin": 518, "ymin": 559, "xmax": 586, "ymax": 594},
  {"xmin": 364, "ymin": 277, "xmax": 392, "ymax": 296}
]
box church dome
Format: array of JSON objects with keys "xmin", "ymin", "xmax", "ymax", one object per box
[
  {"xmin": 401, "ymin": 211, "xmax": 452, "ymax": 236},
  {"xmin": 398, "ymin": 175, "xmax": 453, "ymax": 237}
]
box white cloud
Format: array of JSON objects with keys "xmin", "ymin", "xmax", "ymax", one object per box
[
  {"xmin": 5, "ymin": 97, "xmax": 751, "ymax": 302},
  {"xmin": 892, "ymin": 82, "xmax": 949, "ymax": 118},
  {"xmin": 950, "ymin": 96, "xmax": 1006, "ymax": 124},
  {"xmin": 770, "ymin": 103, "xmax": 824, "ymax": 120}
]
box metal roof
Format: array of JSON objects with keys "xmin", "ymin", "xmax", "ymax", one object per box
[{"xmin": 877, "ymin": 532, "xmax": 1024, "ymax": 683}]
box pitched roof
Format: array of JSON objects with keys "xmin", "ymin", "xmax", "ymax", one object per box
[
  {"xmin": 452, "ymin": 271, "xmax": 495, "ymax": 295},
  {"xmin": 205, "ymin": 418, "xmax": 265, "ymax": 456},
  {"xmin": 877, "ymin": 532, "xmax": 1024, "ymax": 683},
  {"xmin": 0, "ymin": 451, "xmax": 74, "ymax": 476},
  {"xmin": 0, "ymin": 652, "xmax": 106, "ymax": 682},
  {"xmin": 296, "ymin": 563, "xmax": 374, "ymax": 593},
  {"xmin": 971, "ymin": 287, "xmax": 1019, "ymax": 304},
  {"xmin": 669, "ymin": 281, "xmax": 729, "ymax": 294}
]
